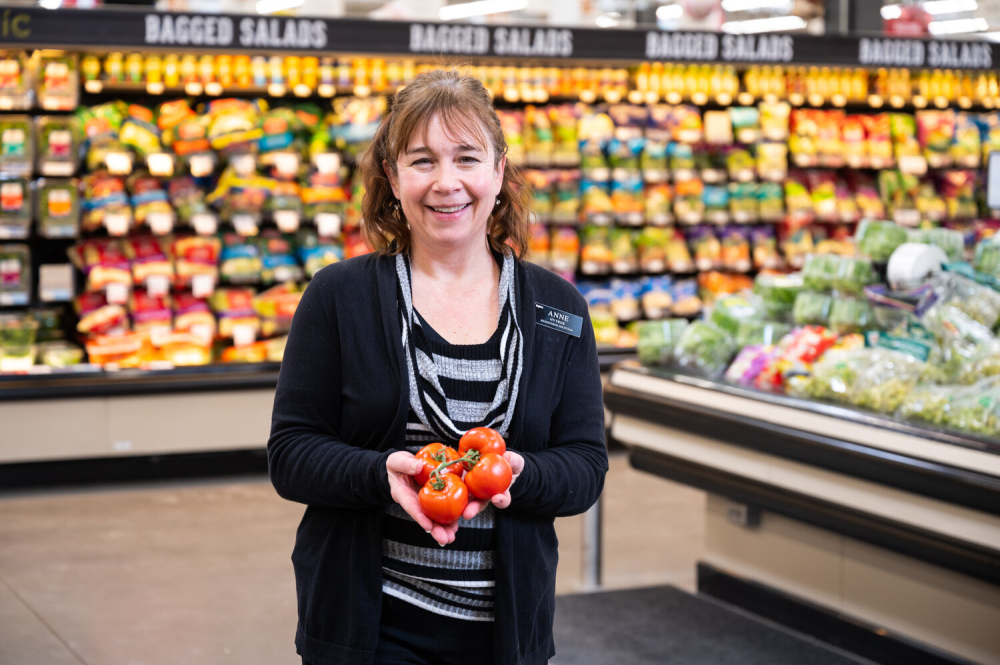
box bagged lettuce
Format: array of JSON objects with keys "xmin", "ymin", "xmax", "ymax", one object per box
[
  {"xmin": 637, "ymin": 318, "xmax": 689, "ymax": 366},
  {"xmin": 673, "ymin": 320, "xmax": 737, "ymax": 379}
]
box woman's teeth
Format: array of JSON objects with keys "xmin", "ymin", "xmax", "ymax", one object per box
[{"xmin": 431, "ymin": 204, "xmax": 469, "ymax": 213}]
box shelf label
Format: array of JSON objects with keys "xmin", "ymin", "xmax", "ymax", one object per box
[
  {"xmin": 898, "ymin": 155, "xmax": 928, "ymax": 175},
  {"xmin": 231, "ymin": 154, "xmax": 256, "ymax": 176},
  {"xmin": 233, "ymin": 324, "xmax": 256, "ymax": 348},
  {"xmin": 192, "ymin": 213, "xmax": 218, "ymax": 236},
  {"xmin": 274, "ymin": 152, "xmax": 299, "ymax": 176},
  {"xmin": 274, "ymin": 210, "xmax": 300, "ymax": 232},
  {"xmin": 233, "ymin": 213, "xmax": 258, "ymax": 236},
  {"xmin": 146, "ymin": 274, "xmax": 170, "ymax": 296},
  {"xmin": 316, "ymin": 212, "xmax": 341, "ymax": 237},
  {"xmin": 313, "ymin": 152, "xmax": 341, "ymax": 175},
  {"xmin": 192, "ymin": 274, "xmax": 215, "ymax": 298},
  {"xmin": 105, "ymin": 152, "xmax": 133, "ymax": 175},
  {"xmin": 106, "ymin": 282, "xmax": 129, "ymax": 304},
  {"xmin": 189, "ymin": 154, "xmax": 215, "ymax": 177},
  {"xmin": 41, "ymin": 160, "xmax": 75, "ymax": 177},
  {"xmin": 147, "ymin": 153, "xmax": 175, "ymax": 177},
  {"xmin": 105, "ymin": 212, "xmax": 129, "ymax": 236},
  {"xmin": 148, "ymin": 211, "xmax": 174, "ymax": 235},
  {"xmin": 274, "ymin": 266, "xmax": 296, "ymax": 283}
]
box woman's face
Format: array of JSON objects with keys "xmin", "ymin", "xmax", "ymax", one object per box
[{"xmin": 385, "ymin": 113, "xmax": 505, "ymax": 254}]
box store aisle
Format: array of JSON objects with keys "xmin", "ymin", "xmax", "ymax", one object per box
[{"xmin": 0, "ymin": 452, "xmax": 705, "ymax": 665}]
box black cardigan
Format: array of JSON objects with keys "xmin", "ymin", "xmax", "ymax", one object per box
[{"xmin": 268, "ymin": 251, "xmax": 608, "ymax": 665}]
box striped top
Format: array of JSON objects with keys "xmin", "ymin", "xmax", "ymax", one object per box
[{"xmin": 381, "ymin": 251, "xmax": 523, "ymax": 622}]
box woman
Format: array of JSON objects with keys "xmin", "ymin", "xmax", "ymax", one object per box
[{"xmin": 268, "ymin": 69, "xmax": 608, "ymax": 665}]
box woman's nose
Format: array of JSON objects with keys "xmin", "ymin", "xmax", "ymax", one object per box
[{"xmin": 431, "ymin": 163, "xmax": 462, "ymax": 193}]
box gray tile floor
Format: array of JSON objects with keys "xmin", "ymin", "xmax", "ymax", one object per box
[{"xmin": 0, "ymin": 452, "xmax": 706, "ymax": 665}]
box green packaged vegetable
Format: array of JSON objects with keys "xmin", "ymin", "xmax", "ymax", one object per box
[
  {"xmin": 856, "ymin": 219, "xmax": 908, "ymax": 262},
  {"xmin": 37, "ymin": 178, "xmax": 80, "ymax": 238},
  {"xmin": 754, "ymin": 272, "xmax": 803, "ymax": 321},
  {"xmin": 833, "ymin": 256, "xmax": 877, "ymax": 297},
  {"xmin": 0, "ymin": 177, "xmax": 30, "ymax": 238},
  {"xmin": 909, "ymin": 227, "xmax": 965, "ymax": 263},
  {"xmin": 37, "ymin": 116, "xmax": 79, "ymax": 177},
  {"xmin": 637, "ymin": 318, "xmax": 689, "ymax": 366},
  {"xmin": 0, "ymin": 115, "xmax": 33, "ymax": 177},
  {"xmin": 710, "ymin": 293, "xmax": 763, "ymax": 335},
  {"xmin": 793, "ymin": 290, "xmax": 832, "ymax": 326},
  {"xmin": 673, "ymin": 320, "xmax": 737, "ymax": 379},
  {"xmin": 735, "ymin": 320, "xmax": 791, "ymax": 349},
  {"xmin": 802, "ymin": 253, "xmax": 842, "ymax": 292},
  {"xmin": 828, "ymin": 298, "xmax": 874, "ymax": 334},
  {"xmin": 898, "ymin": 383, "xmax": 956, "ymax": 427}
]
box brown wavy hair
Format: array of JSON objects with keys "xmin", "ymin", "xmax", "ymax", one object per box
[{"xmin": 359, "ymin": 69, "xmax": 531, "ymax": 258}]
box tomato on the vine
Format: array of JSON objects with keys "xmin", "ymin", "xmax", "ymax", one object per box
[
  {"xmin": 464, "ymin": 453, "xmax": 513, "ymax": 500},
  {"xmin": 458, "ymin": 427, "xmax": 506, "ymax": 470},
  {"xmin": 418, "ymin": 473, "xmax": 469, "ymax": 525},
  {"xmin": 414, "ymin": 443, "xmax": 464, "ymax": 487}
]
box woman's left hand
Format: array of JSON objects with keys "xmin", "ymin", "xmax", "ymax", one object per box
[{"xmin": 462, "ymin": 450, "xmax": 523, "ymax": 520}]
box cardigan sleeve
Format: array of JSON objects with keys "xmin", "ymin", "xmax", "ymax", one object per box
[
  {"xmin": 267, "ymin": 269, "xmax": 394, "ymax": 509},
  {"xmin": 508, "ymin": 310, "xmax": 608, "ymax": 518}
]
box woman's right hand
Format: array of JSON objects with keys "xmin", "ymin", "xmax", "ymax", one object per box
[{"xmin": 386, "ymin": 451, "xmax": 460, "ymax": 546}]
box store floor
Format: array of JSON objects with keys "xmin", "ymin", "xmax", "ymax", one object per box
[{"xmin": 0, "ymin": 452, "xmax": 705, "ymax": 665}]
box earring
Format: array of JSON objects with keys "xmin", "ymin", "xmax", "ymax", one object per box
[
  {"xmin": 495, "ymin": 197, "xmax": 501, "ymax": 208},
  {"xmin": 393, "ymin": 201, "xmax": 400, "ymax": 211}
]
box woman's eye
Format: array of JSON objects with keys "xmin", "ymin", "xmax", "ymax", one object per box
[
  {"xmin": 411, "ymin": 158, "xmax": 431, "ymax": 166},
  {"xmin": 459, "ymin": 156, "xmax": 480, "ymax": 164}
]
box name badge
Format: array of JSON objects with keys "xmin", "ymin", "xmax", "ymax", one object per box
[{"xmin": 535, "ymin": 303, "xmax": 582, "ymax": 338}]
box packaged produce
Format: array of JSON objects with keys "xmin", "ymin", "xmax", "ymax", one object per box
[
  {"xmin": 671, "ymin": 278, "xmax": 702, "ymax": 316},
  {"xmin": 842, "ymin": 115, "xmax": 868, "ymax": 168},
  {"xmin": 802, "ymin": 253, "xmax": 841, "ymax": 293},
  {"xmin": 644, "ymin": 182, "xmax": 672, "ymax": 226},
  {"xmin": 580, "ymin": 225, "xmax": 612, "ymax": 275},
  {"xmin": 698, "ymin": 271, "xmax": 752, "ymax": 304},
  {"xmin": 779, "ymin": 225, "xmax": 814, "ymax": 269},
  {"xmin": 751, "ymin": 227, "xmax": 782, "ymax": 270},
  {"xmin": 75, "ymin": 291, "xmax": 128, "ymax": 337},
  {"xmin": 697, "ymin": 145, "xmax": 728, "ymax": 184},
  {"xmin": 754, "ymin": 272, "xmax": 803, "ymax": 321},
  {"xmin": 168, "ymin": 176, "xmax": 210, "ymax": 225},
  {"xmin": 37, "ymin": 340, "xmax": 84, "ymax": 368},
  {"xmin": 123, "ymin": 236, "xmax": 172, "ymax": 285},
  {"xmin": 728, "ymin": 183, "xmax": 757, "ymax": 224},
  {"xmin": 909, "ymin": 227, "xmax": 964, "ymax": 263},
  {"xmin": 611, "ymin": 173, "xmax": 645, "ymax": 225},
  {"xmin": 828, "ymin": 298, "xmax": 874, "ymax": 334},
  {"xmin": 254, "ymin": 282, "xmax": 303, "ymax": 337},
  {"xmin": 343, "ymin": 230, "xmax": 371, "ymax": 259},
  {"xmin": 296, "ymin": 229, "xmax": 343, "ymax": 277},
  {"xmin": 528, "ymin": 223, "xmax": 550, "ymax": 268},
  {"xmin": 806, "ymin": 171, "xmax": 837, "ymax": 222},
  {"xmin": 855, "ymin": 219, "xmax": 908, "ymax": 263},
  {"xmin": 0, "ymin": 244, "xmax": 30, "ymax": 306},
  {"xmin": 640, "ymin": 137, "xmax": 668, "ymax": 181},
  {"xmin": 551, "ymin": 169, "xmax": 581, "ymax": 223},
  {"xmin": 580, "ymin": 180, "xmax": 613, "ymax": 225},
  {"xmin": 524, "ymin": 105, "xmax": 554, "ymax": 166},
  {"xmin": 636, "ymin": 227, "xmax": 668, "ymax": 274},
  {"xmin": 668, "ymin": 142, "xmax": 696, "ymax": 180},
  {"xmin": 862, "ymin": 114, "xmax": 894, "ymax": 168},
  {"xmin": 672, "ymin": 105, "xmax": 703, "ymax": 143},
  {"xmin": 640, "ymin": 276, "xmax": 673, "ymax": 319},
  {"xmin": 930, "ymin": 271, "xmax": 1000, "ymax": 329},
  {"xmin": 816, "ymin": 110, "xmax": 845, "ymax": 168},
  {"xmin": 689, "ymin": 226, "xmax": 721, "ymax": 272},
  {"xmin": 754, "ymin": 325, "xmax": 838, "ymax": 392},
  {"xmin": 68, "ymin": 239, "xmax": 132, "ymax": 292},
  {"xmin": 38, "ymin": 52, "xmax": 79, "ymax": 111},
  {"xmin": 0, "ymin": 177, "xmax": 30, "ymax": 238},
  {"xmin": 128, "ymin": 174, "xmax": 173, "ymax": 230},
  {"xmin": 673, "ymin": 320, "xmax": 737, "ymax": 379},
  {"xmin": 525, "ymin": 169, "xmax": 553, "ymax": 222},
  {"xmin": 757, "ymin": 182, "xmax": 784, "ymax": 222},
  {"xmin": 917, "ymin": 110, "xmax": 954, "ymax": 168},
  {"xmin": 729, "ymin": 107, "xmax": 760, "ymax": 144},
  {"xmin": 784, "ymin": 172, "xmax": 813, "ymax": 222},
  {"xmin": 35, "ymin": 178, "xmax": 79, "ymax": 238},
  {"xmin": 497, "ymin": 110, "xmax": 524, "ymax": 164},
  {"xmin": 853, "ymin": 348, "xmax": 927, "ymax": 413},
  {"xmin": 637, "ymin": 318, "xmax": 688, "ymax": 366},
  {"xmin": 549, "ymin": 105, "xmax": 581, "ymax": 166},
  {"xmin": 81, "ymin": 172, "xmax": 131, "ymax": 235},
  {"xmin": 674, "ymin": 177, "xmax": 705, "ymax": 225},
  {"xmin": 735, "ymin": 320, "xmax": 791, "ymax": 349},
  {"xmin": 84, "ymin": 332, "xmax": 150, "ymax": 368},
  {"xmin": 710, "ymin": 293, "xmax": 763, "ymax": 335},
  {"xmin": 793, "ymin": 290, "xmax": 832, "ymax": 326},
  {"xmin": 172, "ymin": 235, "xmax": 221, "ymax": 284},
  {"xmin": 610, "ymin": 279, "xmax": 641, "ymax": 322},
  {"xmin": 940, "ymin": 170, "xmax": 978, "ymax": 220},
  {"xmin": 129, "ymin": 289, "xmax": 172, "ymax": 334},
  {"xmin": 549, "ymin": 227, "xmax": 579, "ymax": 273},
  {"xmin": 849, "ymin": 173, "xmax": 886, "ymax": 220},
  {"xmin": 890, "ymin": 113, "xmax": 920, "ymax": 160},
  {"xmin": 703, "ymin": 185, "xmax": 729, "ymax": 225},
  {"xmin": 607, "ymin": 135, "xmax": 642, "ymax": 173},
  {"xmin": 219, "ymin": 233, "xmax": 263, "ymax": 284},
  {"xmin": 210, "ymin": 287, "xmax": 260, "ymax": 339},
  {"xmin": 720, "ymin": 226, "xmax": 751, "ymax": 273},
  {"xmin": 789, "ymin": 109, "xmax": 818, "ymax": 167},
  {"xmin": 833, "ymin": 256, "xmax": 877, "ymax": 297},
  {"xmin": 36, "ymin": 116, "xmax": 79, "ymax": 177},
  {"xmin": 759, "ymin": 101, "xmax": 790, "ymax": 141},
  {"xmin": 173, "ymin": 291, "xmax": 216, "ymax": 340},
  {"xmin": 725, "ymin": 344, "xmax": 780, "ymax": 387},
  {"xmin": 0, "ymin": 52, "xmax": 33, "ymax": 110},
  {"xmin": 258, "ymin": 231, "xmax": 303, "ymax": 284},
  {"xmin": 609, "ymin": 228, "xmax": 639, "ymax": 274},
  {"xmin": 951, "ymin": 112, "xmax": 980, "ymax": 168},
  {"xmin": 898, "ymin": 383, "xmax": 959, "ymax": 428},
  {"xmin": 120, "ymin": 111, "xmax": 163, "ymax": 158},
  {"xmin": 666, "ymin": 228, "xmax": 694, "ymax": 273},
  {"xmin": 0, "ymin": 115, "xmax": 33, "ymax": 177}
]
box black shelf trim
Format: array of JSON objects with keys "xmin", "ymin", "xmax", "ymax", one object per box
[
  {"xmin": 605, "ymin": 378, "xmax": 1000, "ymax": 516},
  {"xmin": 630, "ymin": 448, "xmax": 1000, "ymax": 585}
]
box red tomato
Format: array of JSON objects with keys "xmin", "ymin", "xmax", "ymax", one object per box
[
  {"xmin": 414, "ymin": 443, "xmax": 464, "ymax": 487},
  {"xmin": 418, "ymin": 473, "xmax": 469, "ymax": 525},
  {"xmin": 464, "ymin": 453, "xmax": 513, "ymax": 500},
  {"xmin": 458, "ymin": 427, "xmax": 506, "ymax": 470}
]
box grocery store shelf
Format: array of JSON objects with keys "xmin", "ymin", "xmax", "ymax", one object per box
[{"xmin": 605, "ymin": 365, "xmax": 1000, "ymax": 516}]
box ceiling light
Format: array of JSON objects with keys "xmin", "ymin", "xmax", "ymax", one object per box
[
  {"xmin": 38, "ymin": 0, "xmax": 62, "ymax": 8},
  {"xmin": 721, "ymin": 0, "xmax": 791, "ymax": 12},
  {"xmin": 922, "ymin": 0, "xmax": 977, "ymax": 15},
  {"xmin": 721, "ymin": 15, "xmax": 807, "ymax": 33},
  {"xmin": 927, "ymin": 16, "xmax": 988, "ymax": 33},
  {"xmin": 881, "ymin": 5, "xmax": 903, "ymax": 19},
  {"xmin": 439, "ymin": 0, "xmax": 529, "ymax": 21},
  {"xmin": 256, "ymin": 0, "xmax": 303, "ymax": 13},
  {"xmin": 656, "ymin": 4, "xmax": 684, "ymax": 20},
  {"xmin": 595, "ymin": 12, "xmax": 621, "ymax": 27}
]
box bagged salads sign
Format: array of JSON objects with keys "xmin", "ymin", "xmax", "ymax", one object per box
[
  {"xmin": 407, "ymin": 23, "xmax": 574, "ymax": 58},
  {"xmin": 144, "ymin": 14, "xmax": 328, "ymax": 49}
]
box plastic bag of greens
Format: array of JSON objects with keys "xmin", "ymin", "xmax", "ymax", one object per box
[
  {"xmin": 908, "ymin": 227, "xmax": 964, "ymax": 263},
  {"xmin": 637, "ymin": 318, "xmax": 689, "ymax": 366},
  {"xmin": 954, "ymin": 339, "xmax": 1000, "ymax": 385},
  {"xmin": 856, "ymin": 219, "xmax": 908, "ymax": 262},
  {"xmin": 673, "ymin": 320, "xmax": 737, "ymax": 379},
  {"xmin": 735, "ymin": 319, "xmax": 791, "ymax": 349},
  {"xmin": 799, "ymin": 347, "xmax": 869, "ymax": 403},
  {"xmin": 974, "ymin": 236, "xmax": 1000, "ymax": 277},
  {"xmin": 793, "ymin": 290, "xmax": 832, "ymax": 326},
  {"xmin": 802, "ymin": 253, "xmax": 842, "ymax": 292},
  {"xmin": 754, "ymin": 272, "xmax": 803, "ymax": 321},
  {"xmin": 898, "ymin": 383, "xmax": 960, "ymax": 427},
  {"xmin": 923, "ymin": 302, "xmax": 995, "ymax": 381},
  {"xmin": 709, "ymin": 293, "xmax": 763, "ymax": 335},
  {"xmin": 942, "ymin": 375, "xmax": 1000, "ymax": 437},
  {"xmin": 927, "ymin": 272, "xmax": 1000, "ymax": 330},
  {"xmin": 833, "ymin": 256, "xmax": 877, "ymax": 297},
  {"xmin": 724, "ymin": 344, "xmax": 779, "ymax": 386},
  {"xmin": 849, "ymin": 348, "xmax": 927, "ymax": 414},
  {"xmin": 828, "ymin": 298, "xmax": 874, "ymax": 335}
]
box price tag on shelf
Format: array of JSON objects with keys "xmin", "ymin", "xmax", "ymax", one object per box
[
  {"xmin": 192, "ymin": 213, "xmax": 218, "ymax": 236},
  {"xmin": 190, "ymin": 324, "xmax": 213, "ymax": 345},
  {"xmin": 313, "ymin": 152, "xmax": 341, "ymax": 175},
  {"xmin": 41, "ymin": 161, "xmax": 75, "ymax": 177},
  {"xmin": 105, "ymin": 212, "xmax": 129, "ymax": 236},
  {"xmin": 192, "ymin": 274, "xmax": 215, "ymax": 298},
  {"xmin": 274, "ymin": 153, "xmax": 299, "ymax": 176},
  {"xmin": 105, "ymin": 152, "xmax": 132, "ymax": 176},
  {"xmin": 316, "ymin": 212, "xmax": 341, "ymax": 237},
  {"xmin": 106, "ymin": 282, "xmax": 129, "ymax": 305},
  {"xmin": 898, "ymin": 155, "xmax": 928, "ymax": 176},
  {"xmin": 148, "ymin": 211, "xmax": 174, "ymax": 235},
  {"xmin": 274, "ymin": 210, "xmax": 300, "ymax": 233},
  {"xmin": 232, "ymin": 324, "xmax": 256, "ymax": 348},
  {"xmin": 274, "ymin": 266, "xmax": 296, "ymax": 283},
  {"xmin": 189, "ymin": 154, "xmax": 215, "ymax": 178},
  {"xmin": 231, "ymin": 154, "xmax": 256, "ymax": 176},
  {"xmin": 233, "ymin": 214, "xmax": 258, "ymax": 236},
  {"xmin": 146, "ymin": 275, "xmax": 170, "ymax": 297},
  {"xmin": 147, "ymin": 153, "xmax": 175, "ymax": 177}
]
